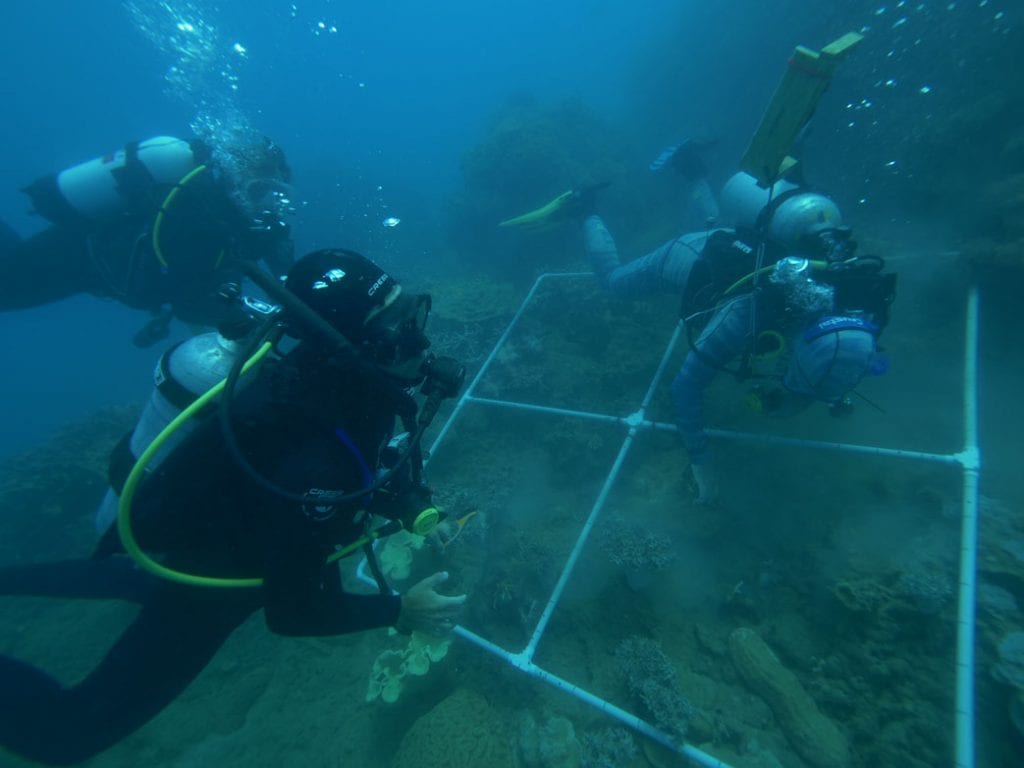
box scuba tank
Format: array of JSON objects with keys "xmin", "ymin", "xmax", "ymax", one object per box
[
  {"xmin": 719, "ymin": 171, "xmax": 843, "ymax": 250},
  {"xmin": 23, "ymin": 136, "xmax": 197, "ymax": 224},
  {"xmin": 719, "ymin": 171, "xmax": 797, "ymax": 230},
  {"xmin": 94, "ymin": 331, "xmax": 241, "ymax": 534}
]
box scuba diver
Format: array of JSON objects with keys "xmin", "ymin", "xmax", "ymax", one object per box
[
  {"xmin": 0, "ymin": 135, "xmax": 296, "ymax": 346},
  {"xmin": 505, "ymin": 171, "xmax": 895, "ymax": 504},
  {"xmin": 0, "ymin": 248, "xmax": 468, "ymax": 765}
]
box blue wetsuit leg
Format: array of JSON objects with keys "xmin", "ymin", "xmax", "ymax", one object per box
[{"xmin": 582, "ymin": 215, "xmax": 705, "ymax": 298}]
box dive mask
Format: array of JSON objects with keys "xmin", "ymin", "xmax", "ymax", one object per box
[
  {"xmin": 364, "ymin": 292, "xmax": 432, "ymax": 370},
  {"xmin": 800, "ymin": 226, "xmax": 856, "ymax": 263}
]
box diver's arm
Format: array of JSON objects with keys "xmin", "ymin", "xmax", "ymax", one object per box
[
  {"xmin": 261, "ymin": 516, "xmax": 400, "ymax": 636},
  {"xmin": 670, "ymin": 296, "xmax": 753, "ymax": 464}
]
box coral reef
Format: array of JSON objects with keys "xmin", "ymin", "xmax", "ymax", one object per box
[
  {"xmin": 614, "ymin": 636, "xmax": 693, "ymax": 741},
  {"xmin": 581, "ymin": 726, "xmax": 638, "ymax": 768},
  {"xmin": 832, "ymin": 577, "xmax": 891, "ymax": 615},
  {"xmin": 979, "ymin": 495, "xmax": 1024, "ymax": 601},
  {"xmin": 517, "ymin": 711, "xmax": 583, "ymax": 768},
  {"xmin": 424, "ymin": 273, "xmax": 520, "ymax": 368},
  {"xmin": 960, "ymin": 171, "xmax": 1024, "ymax": 278},
  {"xmin": 897, "ymin": 81, "xmax": 1024, "ymax": 280},
  {"xmin": 599, "ymin": 514, "xmax": 676, "ymax": 591},
  {"xmin": 729, "ymin": 627, "xmax": 850, "ymax": 768},
  {"xmin": 895, "ymin": 568, "xmax": 954, "ymax": 616},
  {"xmin": 378, "ymin": 530, "xmax": 425, "ymax": 583},
  {"xmin": 475, "ymin": 276, "xmax": 679, "ymax": 417},
  {"xmin": 832, "ymin": 565, "xmax": 954, "ymax": 625},
  {"xmin": 445, "ymin": 96, "xmax": 648, "ymax": 282},
  {"xmin": 991, "ymin": 630, "xmax": 1024, "ymax": 738},
  {"xmin": 366, "ymin": 631, "xmax": 451, "ymax": 704},
  {"xmin": 427, "ymin": 274, "xmax": 520, "ymax": 326},
  {"xmin": 390, "ymin": 687, "xmax": 514, "ymax": 768},
  {"xmin": 0, "ymin": 405, "xmax": 137, "ymax": 560}
]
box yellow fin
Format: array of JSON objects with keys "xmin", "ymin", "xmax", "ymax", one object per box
[{"xmin": 498, "ymin": 190, "xmax": 575, "ymax": 229}]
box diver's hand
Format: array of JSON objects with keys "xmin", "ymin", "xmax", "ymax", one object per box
[
  {"xmin": 690, "ymin": 462, "xmax": 719, "ymax": 506},
  {"xmin": 396, "ymin": 572, "xmax": 466, "ymax": 636}
]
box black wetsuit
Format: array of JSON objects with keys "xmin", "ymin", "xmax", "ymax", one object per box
[
  {"xmin": 0, "ymin": 344, "xmax": 404, "ymax": 765},
  {"xmin": 0, "ymin": 169, "xmax": 293, "ymax": 334}
]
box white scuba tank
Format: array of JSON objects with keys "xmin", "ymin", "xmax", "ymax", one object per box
[
  {"xmin": 719, "ymin": 171, "xmax": 798, "ymax": 230},
  {"xmin": 26, "ymin": 136, "xmax": 197, "ymax": 223},
  {"xmin": 94, "ymin": 331, "xmax": 241, "ymax": 534},
  {"xmin": 719, "ymin": 171, "xmax": 842, "ymax": 249}
]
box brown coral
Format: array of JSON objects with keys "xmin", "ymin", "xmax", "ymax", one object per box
[
  {"xmin": 729, "ymin": 627, "xmax": 850, "ymax": 768},
  {"xmin": 390, "ymin": 687, "xmax": 514, "ymax": 768}
]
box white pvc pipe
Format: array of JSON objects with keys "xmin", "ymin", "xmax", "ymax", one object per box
[
  {"xmin": 427, "ymin": 272, "xmax": 590, "ymax": 459},
  {"xmin": 954, "ymin": 288, "xmax": 981, "ymax": 768},
  {"xmin": 523, "ymin": 429, "xmax": 637, "ymax": 658},
  {"xmin": 962, "ymin": 288, "xmax": 981, "ymax": 451},
  {"xmin": 640, "ymin": 321, "xmax": 685, "ymax": 409},
  {"xmin": 524, "ymin": 319, "xmax": 682, "ymax": 657},
  {"xmin": 455, "ymin": 626, "xmax": 737, "ymax": 768},
  {"xmin": 360, "ymin": 273, "xmax": 984, "ymax": 768},
  {"xmin": 464, "ymin": 395, "xmax": 624, "ymax": 426},
  {"xmin": 645, "ymin": 420, "xmax": 963, "ymax": 466}
]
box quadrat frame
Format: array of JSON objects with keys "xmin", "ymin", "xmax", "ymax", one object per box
[{"xmin": 361, "ymin": 272, "xmax": 982, "ymax": 768}]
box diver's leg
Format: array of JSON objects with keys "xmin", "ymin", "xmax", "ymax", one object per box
[
  {"xmin": 583, "ymin": 215, "xmax": 702, "ymax": 299},
  {"xmin": 0, "ymin": 555, "xmax": 150, "ymax": 603},
  {"xmin": 582, "ymin": 214, "xmax": 623, "ymax": 291},
  {"xmin": 0, "ymin": 583, "xmax": 259, "ymax": 765},
  {"xmin": 686, "ymin": 176, "xmax": 720, "ymax": 227},
  {"xmin": 0, "ymin": 224, "xmax": 96, "ymax": 310}
]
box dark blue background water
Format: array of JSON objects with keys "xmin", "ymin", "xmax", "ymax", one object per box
[{"xmin": 0, "ymin": 0, "xmax": 1018, "ymax": 456}]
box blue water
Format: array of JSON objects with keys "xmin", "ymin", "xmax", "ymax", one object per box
[{"xmin": 0, "ymin": 0, "xmax": 1019, "ymax": 454}]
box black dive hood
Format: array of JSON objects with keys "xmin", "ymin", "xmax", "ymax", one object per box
[{"xmin": 216, "ymin": 261, "xmax": 464, "ymax": 513}]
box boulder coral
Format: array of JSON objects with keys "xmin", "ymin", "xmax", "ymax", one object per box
[
  {"xmin": 729, "ymin": 627, "xmax": 850, "ymax": 768},
  {"xmin": 390, "ymin": 687, "xmax": 514, "ymax": 768}
]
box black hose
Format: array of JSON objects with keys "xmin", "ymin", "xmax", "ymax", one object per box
[{"xmin": 216, "ymin": 263, "xmax": 432, "ymax": 511}]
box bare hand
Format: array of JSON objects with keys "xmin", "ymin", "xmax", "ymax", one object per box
[{"xmin": 396, "ymin": 572, "xmax": 466, "ymax": 636}]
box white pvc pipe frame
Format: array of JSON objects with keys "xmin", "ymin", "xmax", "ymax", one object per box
[{"xmin": 360, "ymin": 273, "xmax": 982, "ymax": 768}]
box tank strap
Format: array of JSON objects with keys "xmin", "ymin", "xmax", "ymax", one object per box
[
  {"xmin": 754, "ymin": 185, "xmax": 809, "ymax": 232},
  {"xmin": 110, "ymin": 141, "xmax": 158, "ymax": 210},
  {"xmin": 154, "ymin": 342, "xmax": 199, "ymax": 411}
]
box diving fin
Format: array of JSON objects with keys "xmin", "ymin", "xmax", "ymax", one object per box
[
  {"xmin": 499, "ymin": 182, "xmax": 609, "ymax": 231},
  {"xmin": 649, "ymin": 138, "xmax": 716, "ymax": 179}
]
